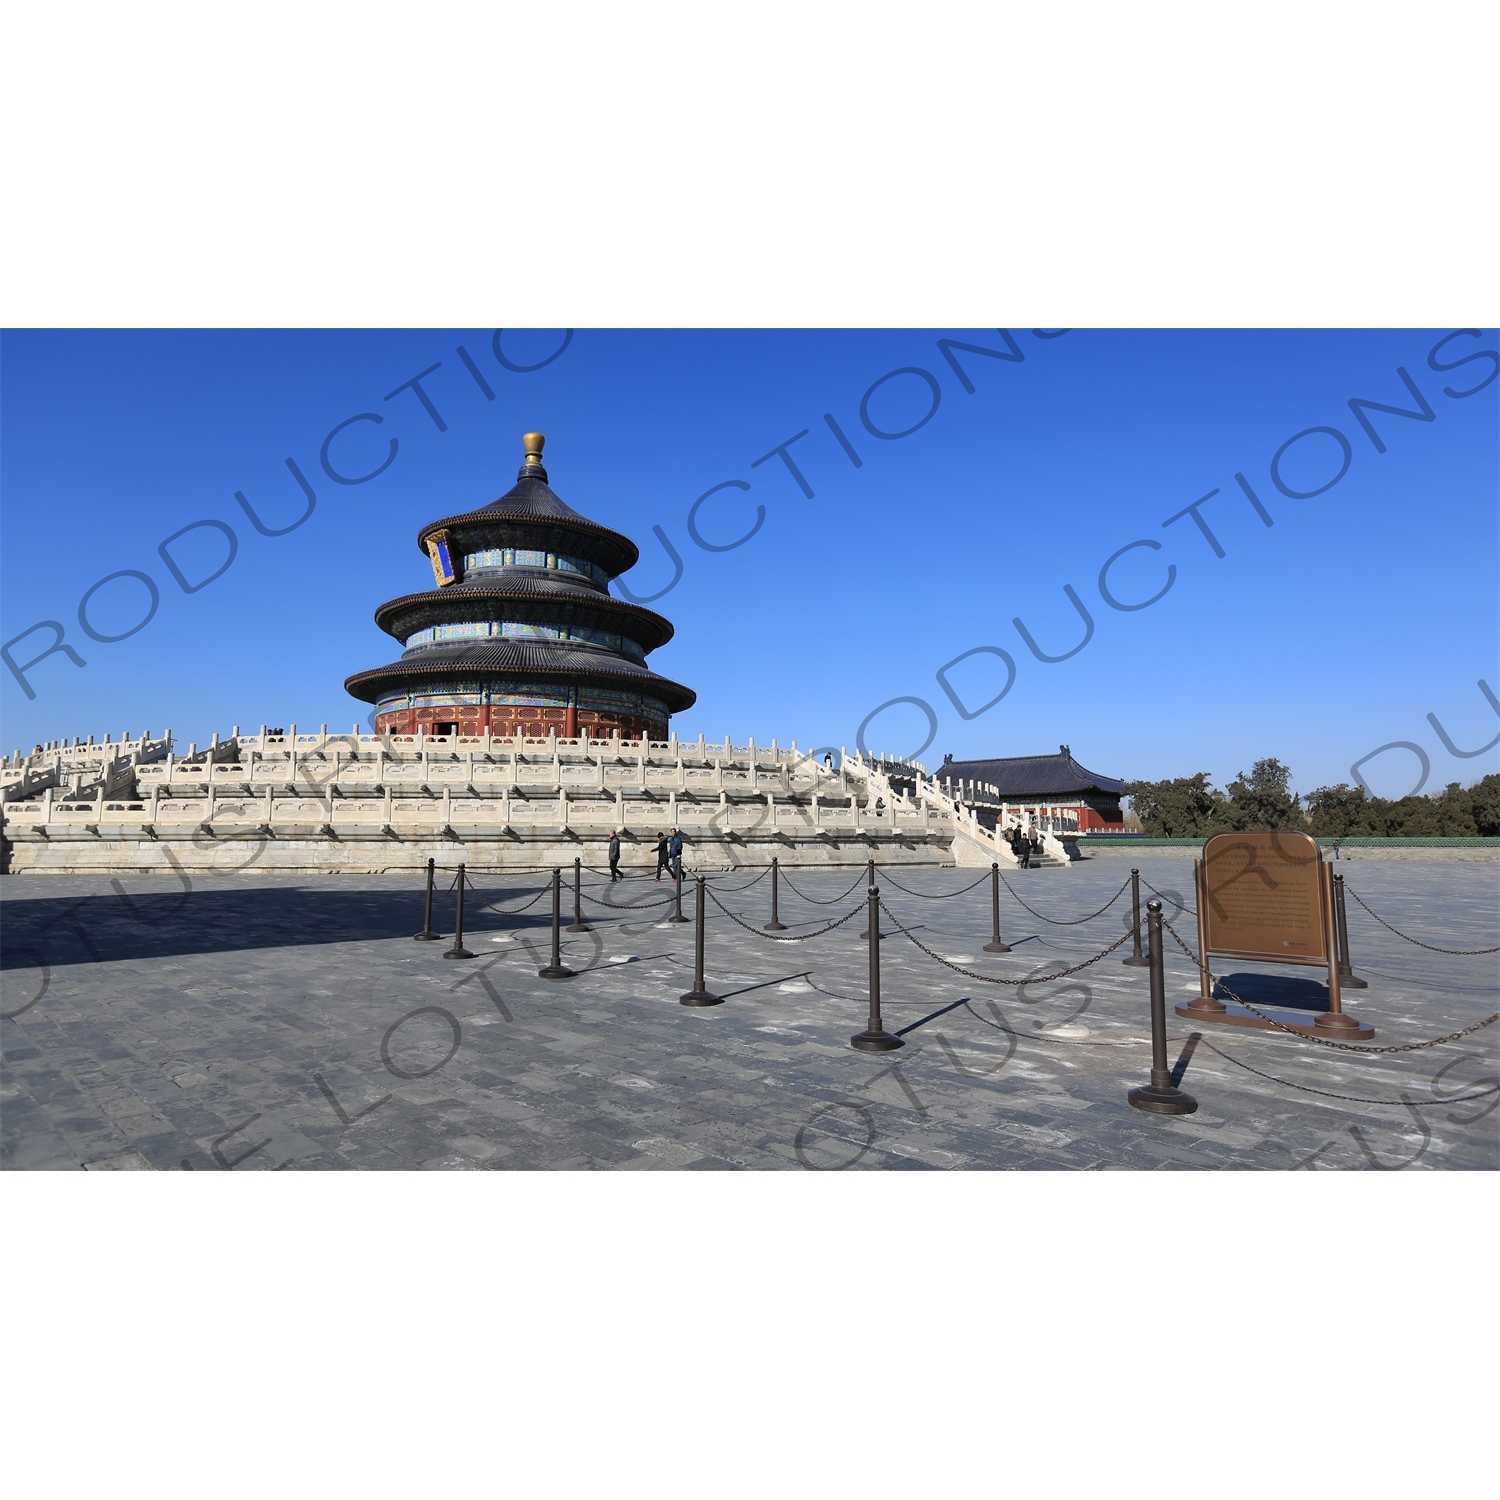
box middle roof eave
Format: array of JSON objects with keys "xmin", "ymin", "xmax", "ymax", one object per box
[{"xmin": 373, "ymin": 579, "xmax": 676, "ymax": 650}]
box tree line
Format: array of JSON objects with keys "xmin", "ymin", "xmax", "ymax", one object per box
[{"xmin": 1123, "ymin": 759, "xmax": 1500, "ymax": 838}]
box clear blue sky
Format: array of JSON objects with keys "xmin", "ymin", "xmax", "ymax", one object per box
[{"xmin": 2, "ymin": 328, "xmax": 1495, "ymax": 800}]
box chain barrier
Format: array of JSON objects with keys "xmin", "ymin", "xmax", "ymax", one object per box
[
  {"xmin": 777, "ymin": 867, "xmax": 871, "ymax": 906},
  {"xmin": 1141, "ymin": 876, "xmax": 1196, "ymax": 916},
  {"xmin": 957, "ymin": 999, "xmax": 1154, "ymax": 1048},
  {"xmin": 1343, "ymin": 885, "xmax": 1500, "ymax": 955},
  {"xmin": 705, "ymin": 887, "xmax": 867, "ymax": 942},
  {"xmin": 706, "ymin": 865, "xmax": 772, "ymax": 894},
  {"xmin": 1190, "ymin": 1034, "xmax": 1500, "ymax": 1107},
  {"xmin": 580, "ymin": 887, "xmax": 679, "ymax": 911},
  {"xmin": 882, "ymin": 903, "xmax": 1139, "ymax": 984},
  {"xmin": 957, "ymin": 1000, "xmax": 1500, "ymax": 1105},
  {"xmin": 875, "ymin": 869, "xmax": 991, "ymax": 901},
  {"xmin": 576, "ymin": 864, "xmax": 768, "ymax": 894},
  {"xmin": 998, "ymin": 873, "xmax": 1132, "ymax": 926},
  {"xmin": 1160, "ymin": 917, "xmax": 1500, "ymax": 1054},
  {"xmin": 459, "ymin": 874, "xmax": 551, "ymax": 915},
  {"xmin": 951, "ymin": 991, "xmax": 1500, "ymax": 1109},
  {"xmin": 451, "ymin": 863, "xmax": 556, "ymax": 877}
]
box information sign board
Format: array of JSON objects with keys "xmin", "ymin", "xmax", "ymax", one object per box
[
  {"xmin": 1200, "ymin": 830, "xmax": 1326, "ymax": 965},
  {"xmin": 1178, "ymin": 830, "xmax": 1374, "ymax": 1039}
]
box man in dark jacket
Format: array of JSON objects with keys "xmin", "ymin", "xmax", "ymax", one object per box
[
  {"xmin": 668, "ymin": 828, "xmax": 684, "ymax": 880},
  {"xmin": 654, "ymin": 832, "xmax": 670, "ymax": 881},
  {"xmin": 608, "ymin": 830, "xmax": 622, "ymax": 881},
  {"xmin": 1017, "ymin": 826, "xmax": 1031, "ymax": 868}
]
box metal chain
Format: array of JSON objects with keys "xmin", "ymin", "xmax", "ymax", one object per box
[
  {"xmin": 460, "ymin": 864, "xmax": 556, "ymax": 876},
  {"xmin": 580, "ymin": 887, "xmax": 679, "ymax": 910},
  {"xmin": 576, "ymin": 864, "xmax": 767, "ymax": 894},
  {"xmin": 952, "ymin": 984, "xmax": 1500, "ymax": 1108},
  {"xmin": 999, "ymin": 874, "xmax": 1132, "ymax": 926},
  {"xmin": 1160, "ymin": 917, "xmax": 1500, "ymax": 1053},
  {"xmin": 1191, "ymin": 1035, "xmax": 1500, "ymax": 1107},
  {"xmin": 881, "ymin": 903, "xmax": 1139, "ymax": 984},
  {"xmin": 876, "ymin": 869, "xmax": 992, "ymax": 900},
  {"xmin": 469, "ymin": 882, "xmax": 551, "ymax": 915},
  {"xmin": 708, "ymin": 865, "xmax": 772, "ymax": 894},
  {"xmin": 1343, "ymin": 885, "xmax": 1500, "ymax": 955},
  {"xmin": 1141, "ymin": 876, "xmax": 1196, "ymax": 916},
  {"xmin": 705, "ymin": 887, "xmax": 866, "ymax": 941},
  {"xmin": 578, "ymin": 863, "xmax": 677, "ymax": 884},
  {"xmin": 778, "ymin": 867, "xmax": 871, "ymax": 906},
  {"xmin": 957, "ymin": 1000, "xmax": 1154, "ymax": 1048}
]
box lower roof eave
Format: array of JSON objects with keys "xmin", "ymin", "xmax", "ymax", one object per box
[{"xmin": 344, "ymin": 661, "xmax": 697, "ymax": 714}]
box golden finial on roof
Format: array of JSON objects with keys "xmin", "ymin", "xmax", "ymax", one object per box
[{"xmin": 523, "ymin": 432, "xmax": 545, "ymax": 464}]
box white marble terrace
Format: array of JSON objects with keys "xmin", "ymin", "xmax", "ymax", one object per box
[{"xmin": 0, "ymin": 726, "xmax": 1079, "ymax": 874}]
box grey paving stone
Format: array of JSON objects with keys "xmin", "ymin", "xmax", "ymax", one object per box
[{"xmin": 3, "ymin": 862, "xmax": 1497, "ymax": 1170}]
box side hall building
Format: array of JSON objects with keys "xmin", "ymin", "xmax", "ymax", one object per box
[{"xmin": 936, "ymin": 745, "xmax": 1127, "ymax": 832}]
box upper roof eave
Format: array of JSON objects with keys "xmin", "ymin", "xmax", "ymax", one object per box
[{"xmin": 416, "ymin": 475, "xmax": 640, "ymax": 572}]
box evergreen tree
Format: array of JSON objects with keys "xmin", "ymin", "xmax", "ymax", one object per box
[
  {"xmin": 1123, "ymin": 773, "xmax": 1229, "ymax": 837},
  {"xmin": 1225, "ymin": 757, "xmax": 1303, "ymax": 831},
  {"xmin": 1132, "ymin": 763, "xmax": 1496, "ymax": 840},
  {"xmin": 1305, "ymin": 783, "xmax": 1374, "ymax": 836},
  {"xmin": 1471, "ymin": 774, "xmax": 1500, "ymax": 836}
]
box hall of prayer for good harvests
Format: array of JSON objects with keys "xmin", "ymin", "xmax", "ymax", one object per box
[{"xmin": 345, "ymin": 434, "xmax": 696, "ymax": 741}]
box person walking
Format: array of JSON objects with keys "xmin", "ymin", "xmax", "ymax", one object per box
[
  {"xmin": 608, "ymin": 830, "xmax": 622, "ymax": 882},
  {"xmin": 668, "ymin": 827, "xmax": 684, "ymax": 881},
  {"xmin": 1027, "ymin": 828, "xmax": 1041, "ymax": 866},
  {"xmin": 654, "ymin": 832, "xmax": 670, "ymax": 881},
  {"xmin": 1017, "ymin": 826, "xmax": 1031, "ymax": 869}
]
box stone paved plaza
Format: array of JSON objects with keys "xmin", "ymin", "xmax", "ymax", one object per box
[{"xmin": 2, "ymin": 855, "xmax": 1496, "ymax": 1171}]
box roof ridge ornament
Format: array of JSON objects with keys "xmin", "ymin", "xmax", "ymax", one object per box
[{"xmin": 519, "ymin": 431, "xmax": 548, "ymax": 481}]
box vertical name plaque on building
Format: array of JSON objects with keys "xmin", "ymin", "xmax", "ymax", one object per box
[
  {"xmin": 1178, "ymin": 830, "xmax": 1374, "ymax": 1039},
  {"xmin": 426, "ymin": 529, "xmax": 457, "ymax": 587}
]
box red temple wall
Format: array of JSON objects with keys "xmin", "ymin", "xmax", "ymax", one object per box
[{"xmin": 374, "ymin": 704, "xmax": 667, "ymax": 740}]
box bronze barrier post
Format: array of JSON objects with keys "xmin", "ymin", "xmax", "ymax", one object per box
[
  {"xmin": 983, "ymin": 862, "xmax": 1011, "ymax": 953},
  {"xmin": 538, "ymin": 868, "xmax": 576, "ymax": 979},
  {"xmin": 859, "ymin": 858, "xmax": 879, "ymax": 939},
  {"xmin": 443, "ymin": 863, "xmax": 474, "ymax": 960},
  {"xmin": 1128, "ymin": 899, "xmax": 1197, "ymax": 1115},
  {"xmin": 668, "ymin": 870, "xmax": 689, "ymax": 923},
  {"xmin": 1179, "ymin": 857, "xmax": 1228, "ymax": 1018},
  {"xmin": 1122, "ymin": 868, "xmax": 1149, "ymax": 966},
  {"xmin": 413, "ymin": 857, "xmax": 442, "ymax": 940},
  {"xmin": 566, "ymin": 855, "xmax": 590, "ymax": 933},
  {"xmin": 1314, "ymin": 862, "xmax": 1359, "ymax": 1031},
  {"xmin": 679, "ymin": 877, "xmax": 722, "ymax": 1006},
  {"xmin": 765, "ymin": 855, "xmax": 787, "ymax": 931},
  {"xmin": 1333, "ymin": 872, "xmax": 1367, "ymax": 989},
  {"xmin": 851, "ymin": 884, "xmax": 902, "ymax": 1051}
]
